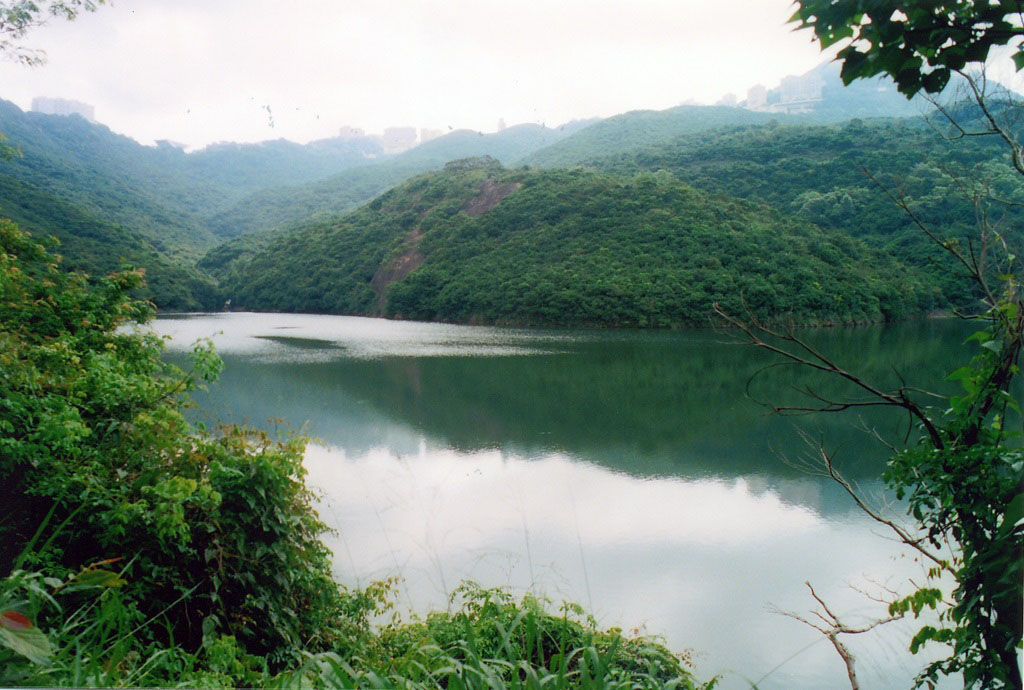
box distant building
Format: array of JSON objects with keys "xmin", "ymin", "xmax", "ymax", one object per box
[
  {"xmin": 381, "ymin": 126, "xmax": 417, "ymax": 153},
  {"xmin": 419, "ymin": 127, "xmax": 444, "ymax": 143},
  {"xmin": 774, "ymin": 73, "xmax": 825, "ymax": 113},
  {"xmin": 715, "ymin": 93, "xmax": 738, "ymax": 107},
  {"xmin": 744, "ymin": 71, "xmax": 825, "ymax": 114},
  {"xmin": 497, "ymin": 118, "xmax": 507, "ymax": 131},
  {"xmin": 338, "ymin": 125, "xmax": 367, "ymax": 139},
  {"xmin": 31, "ymin": 97, "xmax": 95, "ymax": 121},
  {"xmin": 746, "ymin": 84, "xmax": 767, "ymax": 110}
]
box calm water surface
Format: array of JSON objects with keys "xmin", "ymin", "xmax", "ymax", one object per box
[{"xmin": 153, "ymin": 312, "xmax": 973, "ymax": 689}]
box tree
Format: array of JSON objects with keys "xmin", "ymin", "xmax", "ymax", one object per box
[
  {"xmin": 790, "ymin": 0, "xmax": 1024, "ymax": 96},
  {"xmin": 715, "ymin": 3, "xmax": 1024, "ymax": 688},
  {"xmin": 0, "ymin": 0, "xmax": 104, "ymax": 66}
]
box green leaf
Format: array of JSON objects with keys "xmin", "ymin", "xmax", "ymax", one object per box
[
  {"xmin": 1001, "ymin": 492, "xmax": 1024, "ymax": 535},
  {"xmin": 946, "ymin": 366, "xmax": 974, "ymax": 381},
  {"xmin": 0, "ymin": 619, "xmax": 52, "ymax": 666},
  {"xmin": 69, "ymin": 569, "xmax": 126, "ymax": 589}
]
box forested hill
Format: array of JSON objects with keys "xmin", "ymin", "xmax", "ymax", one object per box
[
  {"xmin": 0, "ymin": 175, "xmax": 219, "ymax": 309},
  {"xmin": 0, "ymin": 99, "xmax": 384, "ymax": 251},
  {"xmin": 516, "ymin": 63, "xmax": 932, "ymax": 170},
  {"xmin": 218, "ymin": 159, "xmax": 938, "ymax": 327},
  {"xmin": 0, "ymin": 99, "xmax": 220, "ymax": 255},
  {"xmin": 2, "ymin": 94, "xmax": 1008, "ymax": 319},
  {"xmin": 0, "ymin": 100, "xmax": 577, "ymax": 308},
  {"xmin": 533, "ymin": 117, "xmax": 1024, "ymax": 306},
  {"xmin": 204, "ymin": 122, "xmax": 589, "ymax": 238},
  {"xmin": 203, "ymin": 90, "xmax": 933, "ymax": 240},
  {"xmin": 518, "ymin": 106, "xmax": 782, "ymax": 169}
]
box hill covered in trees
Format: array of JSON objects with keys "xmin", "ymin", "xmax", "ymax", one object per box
[
  {"xmin": 204, "ymin": 122, "xmax": 589, "ymax": 238},
  {"xmin": 0, "ymin": 101, "xmax": 585, "ymax": 308},
  {"xmin": 529, "ymin": 117, "xmax": 1024, "ymax": 306},
  {"xmin": 3, "ymin": 94, "xmax": 1014, "ymax": 322},
  {"xmin": 216, "ymin": 160, "xmax": 938, "ymax": 327}
]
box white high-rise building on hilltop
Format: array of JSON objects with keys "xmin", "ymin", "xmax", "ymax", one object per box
[{"xmin": 31, "ymin": 97, "xmax": 95, "ymax": 122}]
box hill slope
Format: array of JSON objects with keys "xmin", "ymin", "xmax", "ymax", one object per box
[
  {"xmin": 570, "ymin": 117, "xmax": 1024, "ymax": 304},
  {"xmin": 219, "ymin": 161, "xmax": 937, "ymax": 327},
  {"xmin": 519, "ymin": 105, "xmax": 783, "ymax": 169},
  {"xmin": 205, "ymin": 123, "xmax": 587, "ymax": 238},
  {"xmin": 0, "ymin": 175, "xmax": 218, "ymax": 309},
  {"xmin": 0, "ymin": 98, "xmax": 385, "ymax": 307}
]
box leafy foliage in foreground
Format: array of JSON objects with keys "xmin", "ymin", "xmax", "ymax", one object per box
[
  {"xmin": 0, "ymin": 217, "xmax": 701, "ymax": 687},
  {"xmin": 0, "ymin": 217, "xmax": 348, "ymax": 663},
  {"xmin": 220, "ymin": 163, "xmax": 938, "ymax": 327}
]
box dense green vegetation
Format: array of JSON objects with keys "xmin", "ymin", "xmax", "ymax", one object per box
[
  {"xmin": 207, "ymin": 123, "xmax": 586, "ymax": 238},
  {"xmin": 518, "ymin": 106, "xmax": 782, "ymax": 169},
  {"xmin": 0, "ymin": 99, "xmax": 387, "ymax": 245},
  {"xmin": 0, "ymin": 99, "xmax": 220, "ymax": 255},
  {"xmin": 517, "ymin": 65, "xmax": 930, "ymax": 171},
  {"xmin": 0, "ymin": 99, "xmax": 375, "ymax": 309},
  {"xmin": 540, "ymin": 117, "xmax": 1023, "ymax": 306},
  {"xmin": 0, "ymin": 218, "xmax": 702, "ymax": 688},
  {"xmin": 220, "ymin": 161, "xmax": 937, "ymax": 327},
  {"xmin": 3, "ymin": 86, "xmax": 1014, "ymax": 325},
  {"xmin": 0, "ymin": 100, "xmax": 585, "ymax": 309},
  {"xmin": 0, "ymin": 175, "xmax": 218, "ymax": 309}
]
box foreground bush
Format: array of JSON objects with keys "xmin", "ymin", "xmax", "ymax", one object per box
[{"xmin": 0, "ymin": 218, "xmax": 703, "ymax": 688}]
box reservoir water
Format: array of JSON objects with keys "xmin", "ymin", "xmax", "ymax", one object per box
[{"xmin": 153, "ymin": 312, "xmax": 972, "ymax": 689}]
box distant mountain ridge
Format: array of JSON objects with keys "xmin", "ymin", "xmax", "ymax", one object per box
[
  {"xmin": 204, "ymin": 121, "xmax": 590, "ymax": 238},
  {"xmin": 0, "ymin": 99, "xmax": 586, "ymax": 307},
  {"xmin": 1, "ymin": 86, "xmax": 1017, "ymax": 320}
]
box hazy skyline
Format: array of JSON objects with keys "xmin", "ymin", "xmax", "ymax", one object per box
[{"xmin": 0, "ymin": 0, "xmax": 841, "ymax": 150}]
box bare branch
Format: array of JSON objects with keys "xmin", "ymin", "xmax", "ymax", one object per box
[
  {"xmin": 776, "ymin": 581, "xmax": 903, "ymax": 690},
  {"xmin": 800, "ymin": 434, "xmax": 951, "ymax": 571},
  {"xmin": 714, "ymin": 302, "xmax": 947, "ymax": 449}
]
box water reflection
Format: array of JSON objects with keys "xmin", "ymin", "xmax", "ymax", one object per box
[
  {"xmin": 160, "ymin": 313, "xmax": 972, "ymax": 484},
  {"xmin": 305, "ymin": 442, "xmax": 937, "ymax": 690},
  {"xmin": 153, "ymin": 313, "xmax": 966, "ymax": 689}
]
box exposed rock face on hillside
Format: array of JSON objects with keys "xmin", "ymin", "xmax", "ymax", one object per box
[
  {"xmin": 371, "ymin": 228, "xmax": 425, "ymax": 311},
  {"xmin": 463, "ymin": 179, "xmax": 522, "ymax": 217},
  {"xmin": 371, "ymin": 176, "xmax": 521, "ymax": 311}
]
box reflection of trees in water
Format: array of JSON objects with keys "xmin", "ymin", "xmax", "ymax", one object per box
[{"xmin": 179, "ymin": 320, "xmax": 972, "ymax": 482}]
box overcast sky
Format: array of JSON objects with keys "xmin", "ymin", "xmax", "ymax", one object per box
[{"xmin": 0, "ymin": 0, "xmax": 838, "ymax": 150}]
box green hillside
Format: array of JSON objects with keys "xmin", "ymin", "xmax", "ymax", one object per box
[
  {"xmin": 219, "ymin": 160, "xmax": 938, "ymax": 327},
  {"xmin": 205, "ymin": 123, "xmax": 587, "ymax": 238},
  {"xmin": 569, "ymin": 117, "xmax": 1023, "ymax": 304},
  {"xmin": 0, "ymin": 98, "xmax": 388, "ymax": 308},
  {"xmin": 517, "ymin": 66, "xmax": 942, "ymax": 170},
  {"xmin": 519, "ymin": 106, "xmax": 783, "ymax": 169},
  {"xmin": 0, "ymin": 100, "xmax": 220, "ymax": 256},
  {"xmin": 0, "ymin": 175, "xmax": 219, "ymax": 309},
  {"xmin": 0, "ymin": 99, "xmax": 391, "ymax": 250},
  {"xmin": 182, "ymin": 135, "xmax": 382, "ymax": 193}
]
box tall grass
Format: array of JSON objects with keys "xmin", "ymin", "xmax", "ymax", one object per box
[{"xmin": 2, "ymin": 562, "xmax": 709, "ymax": 688}]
